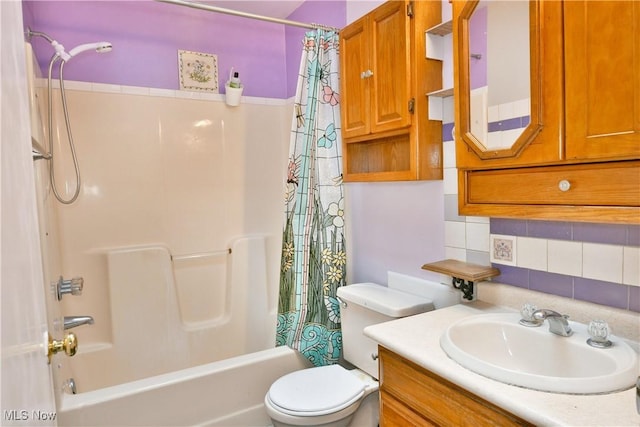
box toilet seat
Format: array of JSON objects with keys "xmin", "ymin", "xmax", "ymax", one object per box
[{"xmin": 267, "ymin": 365, "xmax": 366, "ymax": 417}]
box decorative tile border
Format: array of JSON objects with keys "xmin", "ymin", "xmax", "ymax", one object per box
[
  {"xmin": 491, "ymin": 219, "xmax": 640, "ymax": 247},
  {"xmin": 490, "ymin": 219, "xmax": 640, "ymax": 313},
  {"xmin": 38, "ymin": 78, "xmax": 289, "ymax": 106},
  {"xmin": 492, "ymin": 264, "xmax": 638, "ymax": 312}
]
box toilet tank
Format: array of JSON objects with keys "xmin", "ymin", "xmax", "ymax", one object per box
[{"xmin": 336, "ymin": 283, "xmax": 434, "ymax": 379}]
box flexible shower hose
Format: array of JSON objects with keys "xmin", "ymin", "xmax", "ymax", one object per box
[{"xmin": 47, "ymin": 56, "xmax": 82, "ymax": 205}]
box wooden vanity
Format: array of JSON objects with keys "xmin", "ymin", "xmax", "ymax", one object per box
[
  {"xmin": 379, "ymin": 346, "xmax": 533, "ymax": 426},
  {"xmin": 364, "ymin": 302, "xmax": 640, "ymax": 426}
]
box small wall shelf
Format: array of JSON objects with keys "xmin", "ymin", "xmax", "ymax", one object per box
[
  {"xmin": 422, "ymin": 259, "xmax": 500, "ymax": 301},
  {"xmin": 427, "ymin": 87, "xmax": 454, "ymax": 98},
  {"xmin": 425, "ymin": 17, "xmax": 454, "ymax": 121},
  {"xmin": 426, "ymin": 88, "xmax": 454, "ymax": 121},
  {"xmin": 425, "ymin": 19, "xmax": 453, "ymax": 60},
  {"xmin": 426, "ymin": 19, "xmax": 453, "ymax": 36}
]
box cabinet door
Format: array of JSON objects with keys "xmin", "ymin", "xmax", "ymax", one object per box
[
  {"xmin": 341, "ymin": 17, "xmax": 370, "ymax": 139},
  {"xmin": 454, "ymin": 0, "xmax": 564, "ymax": 169},
  {"xmin": 564, "ymin": 0, "xmax": 640, "ymax": 160},
  {"xmin": 370, "ymin": 1, "xmax": 412, "ymax": 134},
  {"xmin": 379, "ymin": 347, "xmax": 534, "ymax": 427}
]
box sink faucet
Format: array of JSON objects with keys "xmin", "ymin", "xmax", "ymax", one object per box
[
  {"xmin": 532, "ymin": 309, "xmax": 572, "ymax": 337},
  {"xmin": 63, "ymin": 316, "xmax": 94, "ymax": 330}
]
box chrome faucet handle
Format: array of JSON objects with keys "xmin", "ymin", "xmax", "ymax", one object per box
[
  {"xmin": 62, "ymin": 378, "xmax": 77, "ymax": 395},
  {"xmin": 519, "ymin": 303, "xmax": 543, "ymax": 327},
  {"xmin": 56, "ymin": 276, "xmax": 84, "ymax": 300},
  {"xmin": 587, "ymin": 319, "xmax": 612, "ymax": 348}
]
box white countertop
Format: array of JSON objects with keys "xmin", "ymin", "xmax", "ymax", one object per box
[{"xmin": 364, "ymin": 302, "xmax": 640, "ymax": 426}]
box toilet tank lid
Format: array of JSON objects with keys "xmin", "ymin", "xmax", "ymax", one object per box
[{"xmin": 337, "ymin": 283, "xmax": 434, "ymax": 318}]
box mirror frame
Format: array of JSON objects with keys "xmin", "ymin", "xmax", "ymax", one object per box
[{"xmin": 457, "ymin": 0, "xmax": 542, "ymax": 159}]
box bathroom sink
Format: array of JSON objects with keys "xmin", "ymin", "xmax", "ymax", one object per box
[{"xmin": 440, "ymin": 312, "xmax": 639, "ymax": 394}]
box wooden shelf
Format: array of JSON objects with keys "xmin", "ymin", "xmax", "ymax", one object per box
[
  {"xmin": 427, "ymin": 87, "xmax": 454, "ymax": 98},
  {"xmin": 421, "ymin": 259, "xmax": 500, "ymax": 283},
  {"xmin": 426, "ymin": 19, "xmax": 453, "ymax": 36}
]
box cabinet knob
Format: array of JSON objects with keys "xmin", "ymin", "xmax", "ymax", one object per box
[
  {"xmin": 360, "ymin": 70, "xmax": 373, "ymax": 79},
  {"xmin": 558, "ymin": 179, "xmax": 571, "ymax": 192}
]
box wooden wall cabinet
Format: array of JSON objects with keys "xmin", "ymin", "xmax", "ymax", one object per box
[
  {"xmin": 454, "ymin": 0, "xmax": 640, "ymax": 223},
  {"xmin": 563, "ymin": 1, "xmax": 640, "ymax": 161},
  {"xmin": 379, "ymin": 347, "xmax": 533, "ymax": 426},
  {"xmin": 341, "ymin": 1, "xmax": 411, "ymax": 140},
  {"xmin": 340, "ymin": 1, "xmax": 443, "ymax": 182}
]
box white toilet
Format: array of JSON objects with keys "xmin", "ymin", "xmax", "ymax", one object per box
[{"xmin": 264, "ymin": 282, "xmax": 437, "ymax": 427}]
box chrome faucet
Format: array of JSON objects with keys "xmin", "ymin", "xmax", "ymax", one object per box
[
  {"xmin": 63, "ymin": 316, "xmax": 94, "ymax": 330},
  {"xmin": 532, "ymin": 309, "xmax": 572, "ymax": 337}
]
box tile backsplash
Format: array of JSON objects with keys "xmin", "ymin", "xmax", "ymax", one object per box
[{"xmin": 490, "ymin": 219, "xmax": 640, "ymax": 313}]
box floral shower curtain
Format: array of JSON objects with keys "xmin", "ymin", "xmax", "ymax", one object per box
[{"xmin": 276, "ymin": 29, "xmax": 346, "ymax": 367}]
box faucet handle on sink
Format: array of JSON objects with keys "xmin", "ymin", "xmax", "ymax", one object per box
[
  {"xmin": 587, "ymin": 319, "xmax": 612, "ymax": 348},
  {"xmin": 519, "ymin": 303, "xmax": 543, "ymax": 327}
]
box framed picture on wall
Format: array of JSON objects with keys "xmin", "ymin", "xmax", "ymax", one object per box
[{"xmin": 178, "ymin": 50, "xmax": 219, "ymax": 92}]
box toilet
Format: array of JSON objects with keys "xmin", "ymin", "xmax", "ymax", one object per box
[{"xmin": 264, "ymin": 282, "xmax": 437, "ymax": 427}]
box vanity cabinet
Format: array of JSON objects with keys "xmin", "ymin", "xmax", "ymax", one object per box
[
  {"xmin": 379, "ymin": 346, "xmax": 533, "ymax": 427},
  {"xmin": 340, "ymin": 1, "xmax": 443, "ymax": 182},
  {"xmin": 454, "ymin": 0, "xmax": 640, "ymax": 223}
]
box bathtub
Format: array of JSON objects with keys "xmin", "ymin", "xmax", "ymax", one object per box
[{"xmin": 57, "ymin": 346, "xmax": 311, "ymax": 426}]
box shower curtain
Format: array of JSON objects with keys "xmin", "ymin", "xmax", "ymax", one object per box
[{"xmin": 276, "ymin": 29, "xmax": 345, "ymax": 367}]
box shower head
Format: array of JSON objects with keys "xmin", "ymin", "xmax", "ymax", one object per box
[
  {"xmin": 67, "ymin": 42, "xmax": 113, "ymax": 59},
  {"xmin": 27, "ymin": 28, "xmax": 112, "ymax": 62}
]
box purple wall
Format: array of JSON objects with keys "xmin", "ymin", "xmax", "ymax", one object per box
[
  {"xmin": 285, "ymin": 0, "xmax": 346, "ymax": 98},
  {"xmin": 22, "ymin": 0, "xmax": 344, "ymax": 99}
]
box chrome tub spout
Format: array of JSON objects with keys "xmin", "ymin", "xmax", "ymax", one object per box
[{"xmin": 63, "ymin": 316, "xmax": 94, "ymax": 330}]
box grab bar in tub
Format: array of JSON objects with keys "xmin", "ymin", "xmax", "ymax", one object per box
[{"xmin": 171, "ymin": 248, "xmax": 231, "ymax": 262}]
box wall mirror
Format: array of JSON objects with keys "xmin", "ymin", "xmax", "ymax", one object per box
[{"xmin": 457, "ymin": 0, "xmax": 542, "ymax": 159}]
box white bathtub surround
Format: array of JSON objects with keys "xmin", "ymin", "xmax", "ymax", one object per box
[
  {"xmin": 35, "ymin": 84, "xmax": 291, "ymax": 399},
  {"xmin": 364, "ymin": 301, "xmax": 640, "ymax": 426},
  {"xmin": 57, "ymin": 346, "xmax": 311, "ymax": 427},
  {"xmin": 62, "ymin": 237, "xmax": 274, "ymax": 393}
]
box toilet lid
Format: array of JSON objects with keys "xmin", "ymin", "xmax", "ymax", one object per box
[{"xmin": 268, "ymin": 365, "xmax": 366, "ymax": 416}]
